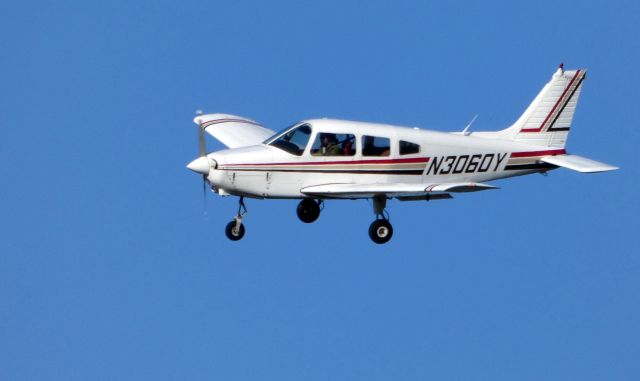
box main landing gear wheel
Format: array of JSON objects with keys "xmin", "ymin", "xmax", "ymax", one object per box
[
  {"xmin": 369, "ymin": 219, "xmax": 393, "ymax": 244},
  {"xmin": 297, "ymin": 199, "xmax": 321, "ymax": 223},
  {"xmin": 225, "ymin": 220, "xmax": 245, "ymax": 241},
  {"xmin": 225, "ymin": 196, "xmax": 247, "ymax": 241},
  {"xmin": 368, "ymin": 195, "xmax": 393, "ymax": 244}
]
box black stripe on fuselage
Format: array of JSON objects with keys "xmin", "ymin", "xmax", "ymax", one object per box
[{"xmin": 504, "ymin": 163, "xmax": 558, "ymax": 171}]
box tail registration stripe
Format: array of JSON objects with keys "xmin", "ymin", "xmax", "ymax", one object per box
[{"xmin": 521, "ymin": 70, "xmax": 582, "ymax": 133}]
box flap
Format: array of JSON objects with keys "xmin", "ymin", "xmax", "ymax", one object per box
[
  {"xmin": 194, "ymin": 113, "xmax": 276, "ymax": 148},
  {"xmin": 426, "ymin": 182, "xmax": 499, "ymax": 193},
  {"xmin": 300, "ymin": 182, "xmax": 497, "ymax": 199},
  {"xmin": 540, "ymin": 154, "xmax": 618, "ymax": 173}
]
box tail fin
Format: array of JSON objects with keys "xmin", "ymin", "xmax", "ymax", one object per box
[{"xmin": 502, "ymin": 65, "xmax": 586, "ymax": 148}]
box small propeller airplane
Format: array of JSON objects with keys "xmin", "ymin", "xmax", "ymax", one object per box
[{"xmin": 187, "ymin": 64, "xmax": 618, "ymax": 244}]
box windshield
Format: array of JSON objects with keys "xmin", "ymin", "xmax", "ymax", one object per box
[{"xmin": 265, "ymin": 123, "xmax": 312, "ymax": 156}]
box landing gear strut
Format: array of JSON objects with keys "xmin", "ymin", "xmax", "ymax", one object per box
[
  {"xmin": 225, "ymin": 197, "xmax": 247, "ymax": 241},
  {"xmin": 297, "ymin": 198, "xmax": 322, "ymax": 223},
  {"xmin": 368, "ymin": 196, "xmax": 393, "ymax": 244}
]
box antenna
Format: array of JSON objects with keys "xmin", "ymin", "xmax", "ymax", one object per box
[{"xmin": 462, "ymin": 114, "xmax": 478, "ymax": 135}]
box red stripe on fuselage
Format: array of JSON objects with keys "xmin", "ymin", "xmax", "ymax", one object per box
[
  {"xmin": 223, "ymin": 157, "xmax": 430, "ymax": 167},
  {"xmin": 510, "ymin": 149, "xmax": 566, "ymax": 158}
]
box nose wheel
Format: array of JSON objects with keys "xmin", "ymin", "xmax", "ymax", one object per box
[
  {"xmin": 225, "ymin": 219, "xmax": 245, "ymax": 241},
  {"xmin": 225, "ymin": 197, "xmax": 247, "ymax": 241},
  {"xmin": 368, "ymin": 196, "xmax": 393, "ymax": 244}
]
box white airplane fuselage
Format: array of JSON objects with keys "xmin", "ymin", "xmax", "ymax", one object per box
[{"xmin": 205, "ymin": 119, "xmax": 560, "ymax": 199}]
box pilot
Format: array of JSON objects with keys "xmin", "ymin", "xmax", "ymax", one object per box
[{"xmin": 319, "ymin": 133, "xmax": 341, "ymax": 156}]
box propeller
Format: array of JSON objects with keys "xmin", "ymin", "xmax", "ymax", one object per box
[{"xmin": 187, "ymin": 110, "xmax": 212, "ymax": 215}]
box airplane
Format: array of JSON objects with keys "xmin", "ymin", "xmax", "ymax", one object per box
[{"xmin": 187, "ymin": 64, "xmax": 618, "ymax": 244}]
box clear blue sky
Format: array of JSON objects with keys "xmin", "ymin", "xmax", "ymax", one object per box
[{"xmin": 2, "ymin": 0, "xmax": 639, "ymax": 380}]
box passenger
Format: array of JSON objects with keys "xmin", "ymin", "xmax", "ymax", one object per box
[{"xmin": 342, "ymin": 140, "xmax": 354, "ymax": 156}]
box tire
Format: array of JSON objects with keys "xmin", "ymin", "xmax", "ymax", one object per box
[
  {"xmin": 225, "ymin": 220, "xmax": 245, "ymax": 241},
  {"xmin": 296, "ymin": 199, "xmax": 320, "ymax": 223},
  {"xmin": 368, "ymin": 219, "xmax": 393, "ymax": 244}
]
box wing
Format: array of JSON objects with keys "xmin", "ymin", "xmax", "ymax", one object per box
[
  {"xmin": 194, "ymin": 113, "xmax": 276, "ymax": 148},
  {"xmin": 539, "ymin": 154, "xmax": 618, "ymax": 173},
  {"xmin": 300, "ymin": 182, "xmax": 498, "ymax": 199}
]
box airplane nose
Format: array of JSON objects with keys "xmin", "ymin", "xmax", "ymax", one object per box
[{"xmin": 186, "ymin": 157, "xmax": 211, "ymax": 175}]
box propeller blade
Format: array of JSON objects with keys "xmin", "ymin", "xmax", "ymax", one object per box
[
  {"xmin": 202, "ymin": 174, "xmax": 208, "ymax": 217},
  {"xmin": 195, "ymin": 110, "xmax": 206, "ymax": 157},
  {"xmin": 198, "ymin": 122, "xmax": 206, "ymax": 157}
]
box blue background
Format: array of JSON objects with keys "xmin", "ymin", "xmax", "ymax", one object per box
[{"xmin": 2, "ymin": 0, "xmax": 638, "ymax": 379}]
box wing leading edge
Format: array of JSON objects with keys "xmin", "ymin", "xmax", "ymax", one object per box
[{"xmin": 194, "ymin": 113, "xmax": 276, "ymax": 148}]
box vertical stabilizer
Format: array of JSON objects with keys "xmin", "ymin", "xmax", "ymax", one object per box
[{"xmin": 502, "ymin": 65, "xmax": 586, "ymax": 148}]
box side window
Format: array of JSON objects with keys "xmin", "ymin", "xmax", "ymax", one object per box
[
  {"xmin": 399, "ymin": 140, "xmax": 420, "ymax": 155},
  {"xmin": 311, "ymin": 133, "xmax": 356, "ymax": 156},
  {"xmin": 362, "ymin": 136, "xmax": 390, "ymax": 156}
]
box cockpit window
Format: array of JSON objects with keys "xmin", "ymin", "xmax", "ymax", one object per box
[{"xmin": 265, "ymin": 123, "xmax": 312, "ymax": 156}]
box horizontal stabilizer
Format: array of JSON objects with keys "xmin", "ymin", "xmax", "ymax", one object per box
[
  {"xmin": 301, "ymin": 182, "xmax": 497, "ymax": 199},
  {"xmin": 194, "ymin": 113, "xmax": 276, "ymax": 148},
  {"xmin": 539, "ymin": 154, "xmax": 618, "ymax": 173}
]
